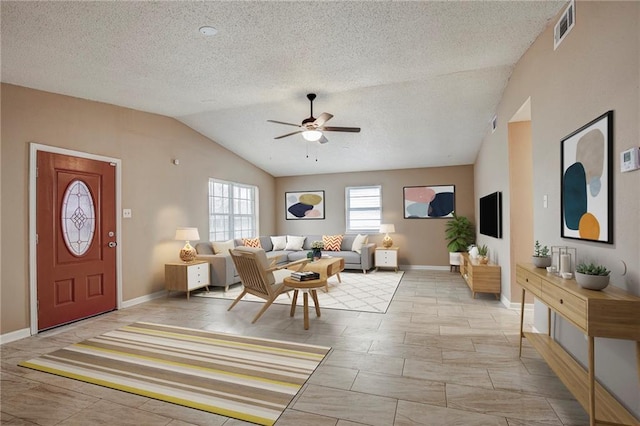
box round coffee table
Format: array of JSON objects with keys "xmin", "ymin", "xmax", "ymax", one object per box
[{"xmin": 283, "ymin": 276, "xmax": 327, "ymax": 330}]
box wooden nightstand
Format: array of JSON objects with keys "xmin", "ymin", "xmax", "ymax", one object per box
[
  {"xmin": 165, "ymin": 261, "xmax": 210, "ymax": 300},
  {"xmin": 375, "ymin": 247, "xmax": 399, "ymax": 272}
]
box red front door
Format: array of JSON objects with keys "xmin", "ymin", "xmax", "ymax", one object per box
[{"xmin": 36, "ymin": 151, "xmax": 117, "ymax": 330}]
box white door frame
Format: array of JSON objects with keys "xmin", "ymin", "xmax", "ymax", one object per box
[{"xmin": 29, "ymin": 143, "xmax": 123, "ymax": 335}]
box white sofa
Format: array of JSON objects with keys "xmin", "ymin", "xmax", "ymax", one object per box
[{"xmin": 195, "ymin": 235, "xmax": 376, "ymax": 290}]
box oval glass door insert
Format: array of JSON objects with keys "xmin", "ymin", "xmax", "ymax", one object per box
[{"xmin": 61, "ymin": 179, "xmax": 96, "ymax": 256}]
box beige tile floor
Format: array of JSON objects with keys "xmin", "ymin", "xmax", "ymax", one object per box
[{"xmin": 1, "ymin": 270, "xmax": 589, "ymax": 425}]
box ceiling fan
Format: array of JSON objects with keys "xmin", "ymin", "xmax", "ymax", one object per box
[{"xmin": 268, "ymin": 93, "xmax": 360, "ymax": 144}]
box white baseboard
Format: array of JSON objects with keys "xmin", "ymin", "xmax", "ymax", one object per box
[
  {"xmin": 506, "ymin": 299, "xmax": 535, "ymax": 311},
  {"xmin": 121, "ymin": 290, "xmax": 166, "ymax": 309},
  {"xmin": 1, "ymin": 291, "xmax": 166, "ymax": 345},
  {"xmin": 1, "ymin": 327, "xmax": 32, "ymax": 345},
  {"xmin": 401, "ymin": 264, "xmax": 450, "ymax": 271}
]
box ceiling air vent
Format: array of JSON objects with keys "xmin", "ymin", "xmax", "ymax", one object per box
[{"xmin": 554, "ymin": 0, "xmax": 575, "ymax": 50}]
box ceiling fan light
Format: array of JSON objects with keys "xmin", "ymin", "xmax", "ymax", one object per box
[{"xmin": 302, "ymin": 130, "xmax": 323, "ymax": 141}]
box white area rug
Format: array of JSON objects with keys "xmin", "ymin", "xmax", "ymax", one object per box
[{"xmin": 192, "ymin": 271, "xmax": 404, "ymax": 313}]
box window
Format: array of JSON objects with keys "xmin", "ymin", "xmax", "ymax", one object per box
[
  {"xmin": 208, "ymin": 179, "xmax": 259, "ymax": 241},
  {"xmin": 345, "ymin": 185, "xmax": 382, "ymax": 233}
]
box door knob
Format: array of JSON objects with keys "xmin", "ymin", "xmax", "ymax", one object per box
[{"xmin": 108, "ymin": 242, "xmax": 117, "ymax": 248}]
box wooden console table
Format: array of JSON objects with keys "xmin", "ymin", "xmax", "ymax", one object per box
[
  {"xmin": 516, "ymin": 263, "xmax": 640, "ymax": 426},
  {"xmin": 459, "ymin": 252, "xmax": 500, "ymax": 299}
]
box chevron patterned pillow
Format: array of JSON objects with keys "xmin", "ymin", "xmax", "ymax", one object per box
[
  {"xmin": 242, "ymin": 238, "xmax": 262, "ymax": 248},
  {"xmin": 322, "ymin": 234, "xmax": 343, "ymax": 251}
]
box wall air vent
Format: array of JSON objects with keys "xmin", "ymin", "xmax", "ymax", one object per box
[{"xmin": 554, "ymin": 0, "xmax": 575, "ymax": 50}]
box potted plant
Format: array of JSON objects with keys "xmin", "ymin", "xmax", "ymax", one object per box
[
  {"xmin": 311, "ymin": 240, "xmax": 324, "ymax": 260},
  {"xmin": 532, "ymin": 240, "xmax": 552, "ymax": 268},
  {"xmin": 445, "ymin": 214, "xmax": 475, "ymax": 267},
  {"xmin": 477, "ymin": 244, "xmax": 489, "ymax": 264},
  {"xmin": 575, "ymin": 262, "xmax": 610, "ymax": 290}
]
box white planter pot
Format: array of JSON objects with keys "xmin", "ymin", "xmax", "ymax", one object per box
[
  {"xmin": 532, "ymin": 256, "xmax": 552, "ymax": 268},
  {"xmin": 449, "ymin": 252, "xmax": 461, "ymax": 266},
  {"xmin": 575, "ymin": 272, "xmax": 610, "ymax": 290}
]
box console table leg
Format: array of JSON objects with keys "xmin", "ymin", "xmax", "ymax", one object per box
[
  {"xmin": 588, "ymin": 336, "xmax": 595, "ymax": 426},
  {"xmin": 519, "ymin": 289, "xmax": 525, "ymax": 358}
]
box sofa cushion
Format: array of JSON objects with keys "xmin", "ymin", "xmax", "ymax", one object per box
[
  {"xmin": 195, "ymin": 242, "xmax": 215, "ymax": 255},
  {"xmin": 303, "ymin": 235, "xmax": 322, "ymax": 250},
  {"xmin": 285, "ymin": 235, "xmax": 306, "ymax": 251},
  {"xmin": 243, "ymin": 237, "xmax": 262, "ymax": 248},
  {"xmin": 336, "ymin": 250, "xmax": 362, "ymax": 264},
  {"xmin": 351, "ymin": 234, "xmax": 369, "ymax": 254},
  {"xmin": 270, "ymin": 235, "xmax": 286, "ymax": 251},
  {"xmin": 259, "ymin": 236, "xmax": 273, "ymax": 252},
  {"xmin": 212, "ymin": 240, "xmax": 235, "ymax": 255},
  {"xmin": 323, "ymin": 234, "xmax": 343, "ymax": 251}
]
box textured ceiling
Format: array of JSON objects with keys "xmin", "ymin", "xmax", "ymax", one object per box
[{"xmin": 1, "ymin": 1, "xmax": 563, "ymax": 177}]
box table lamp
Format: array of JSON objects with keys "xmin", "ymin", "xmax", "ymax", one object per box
[
  {"xmin": 379, "ymin": 224, "xmax": 395, "ymax": 248},
  {"xmin": 175, "ymin": 227, "xmax": 200, "ymax": 262}
]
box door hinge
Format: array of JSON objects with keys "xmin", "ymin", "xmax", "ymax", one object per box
[
  {"xmin": 36, "ymin": 167, "xmax": 39, "ymax": 178},
  {"xmin": 109, "ymin": 162, "xmax": 116, "ymax": 167},
  {"xmin": 35, "ymin": 234, "xmax": 39, "ymax": 244}
]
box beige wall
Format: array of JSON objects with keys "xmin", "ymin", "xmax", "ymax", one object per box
[
  {"xmin": 508, "ymin": 121, "xmax": 534, "ymax": 302},
  {"xmin": 1, "ymin": 84, "xmax": 475, "ymax": 336},
  {"xmin": 276, "ymin": 165, "xmax": 475, "ymax": 267},
  {"xmin": 0, "ymin": 84, "xmax": 277, "ymax": 334},
  {"xmin": 475, "ymin": 2, "xmax": 639, "ymax": 415}
]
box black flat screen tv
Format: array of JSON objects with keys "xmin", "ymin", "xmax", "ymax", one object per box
[{"xmin": 479, "ymin": 191, "xmax": 502, "ymax": 238}]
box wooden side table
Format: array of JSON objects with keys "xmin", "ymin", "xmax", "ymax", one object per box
[
  {"xmin": 283, "ymin": 276, "xmax": 326, "ymax": 330},
  {"xmin": 165, "ymin": 261, "xmax": 210, "ymax": 300},
  {"xmin": 375, "ymin": 247, "xmax": 399, "ymax": 272}
]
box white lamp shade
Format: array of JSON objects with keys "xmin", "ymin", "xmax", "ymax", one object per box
[
  {"xmin": 175, "ymin": 227, "xmax": 200, "ymax": 241},
  {"xmin": 302, "ymin": 130, "xmax": 323, "ymax": 141},
  {"xmin": 379, "ymin": 224, "xmax": 395, "ymax": 234}
]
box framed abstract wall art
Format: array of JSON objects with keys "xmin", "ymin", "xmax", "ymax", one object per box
[
  {"xmin": 285, "ymin": 190, "xmax": 325, "ymax": 220},
  {"xmin": 560, "ymin": 110, "xmax": 613, "ymax": 244},
  {"xmin": 403, "ymin": 185, "xmax": 455, "ymax": 219}
]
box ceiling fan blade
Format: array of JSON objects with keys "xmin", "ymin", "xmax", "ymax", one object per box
[
  {"xmin": 274, "ymin": 130, "xmax": 303, "ymax": 139},
  {"xmin": 321, "ymin": 126, "xmax": 361, "ymax": 133},
  {"xmin": 313, "ymin": 112, "xmax": 333, "ymax": 127},
  {"xmin": 318, "ymin": 134, "xmax": 329, "ymax": 144},
  {"xmin": 267, "ymin": 119, "xmax": 301, "ymax": 127}
]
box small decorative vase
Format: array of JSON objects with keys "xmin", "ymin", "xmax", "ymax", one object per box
[
  {"xmin": 575, "ymin": 272, "xmax": 610, "ymax": 291},
  {"xmin": 532, "ymin": 256, "xmax": 552, "ymax": 268},
  {"xmin": 312, "ymin": 248, "xmax": 322, "ymax": 260},
  {"xmin": 479, "ymin": 256, "xmax": 489, "ymax": 265}
]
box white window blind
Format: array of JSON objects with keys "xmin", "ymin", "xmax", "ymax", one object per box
[
  {"xmin": 208, "ymin": 179, "xmax": 258, "ymax": 241},
  {"xmin": 345, "ymin": 185, "xmax": 382, "ymax": 233}
]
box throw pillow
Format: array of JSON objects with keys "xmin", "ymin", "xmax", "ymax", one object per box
[
  {"xmin": 323, "ymin": 234, "xmax": 344, "ymax": 251},
  {"xmin": 243, "ymin": 237, "xmax": 262, "ymax": 248},
  {"xmin": 351, "ymin": 234, "xmax": 368, "ymax": 254},
  {"xmin": 212, "ymin": 239, "xmax": 235, "ymax": 255},
  {"xmin": 285, "ymin": 235, "xmax": 306, "ymax": 251},
  {"xmin": 270, "ymin": 235, "xmax": 287, "ymax": 251}
]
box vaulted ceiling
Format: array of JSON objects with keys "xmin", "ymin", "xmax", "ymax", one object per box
[{"xmin": 1, "ymin": 1, "xmax": 564, "ymax": 176}]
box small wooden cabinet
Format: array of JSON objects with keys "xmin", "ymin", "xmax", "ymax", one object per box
[
  {"xmin": 459, "ymin": 252, "xmax": 500, "ymax": 299},
  {"xmin": 165, "ymin": 261, "xmax": 210, "ymax": 300},
  {"xmin": 375, "ymin": 247, "xmax": 399, "ymax": 272},
  {"xmin": 516, "ymin": 263, "xmax": 640, "ymax": 426}
]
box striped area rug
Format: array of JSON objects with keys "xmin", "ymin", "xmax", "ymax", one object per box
[{"xmin": 19, "ymin": 322, "xmax": 331, "ymax": 426}]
